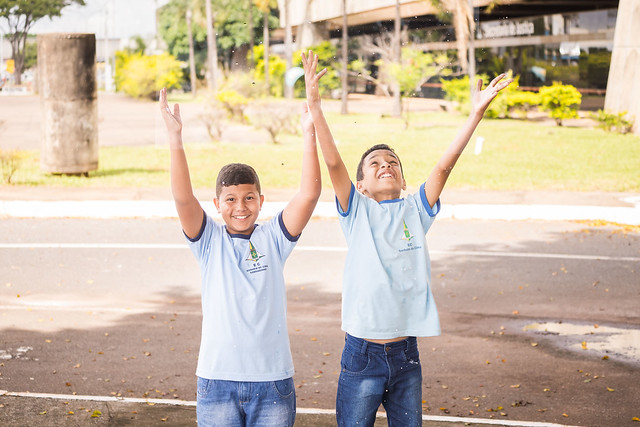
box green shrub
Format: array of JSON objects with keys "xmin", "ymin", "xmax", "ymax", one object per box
[
  {"xmin": 115, "ymin": 51, "xmax": 182, "ymax": 99},
  {"xmin": 590, "ymin": 109, "xmax": 634, "ymax": 134},
  {"xmin": 441, "ymin": 75, "xmax": 471, "ymax": 114},
  {"xmin": 251, "ymin": 44, "xmax": 286, "ymax": 97},
  {"xmin": 294, "ymin": 41, "xmax": 340, "ymax": 97},
  {"xmin": 441, "ymin": 72, "xmax": 519, "ymax": 119},
  {"xmin": 215, "ymin": 89, "xmax": 250, "ymax": 123},
  {"xmin": 505, "ymin": 90, "xmax": 540, "ymax": 119},
  {"xmin": 538, "ymin": 82, "xmax": 582, "ymax": 126}
]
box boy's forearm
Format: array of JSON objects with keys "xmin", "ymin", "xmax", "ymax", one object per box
[
  {"xmin": 300, "ymin": 126, "xmax": 322, "ymax": 199},
  {"xmin": 437, "ymin": 113, "xmax": 482, "ymax": 172},
  {"xmin": 169, "ymin": 138, "xmax": 196, "ymax": 205},
  {"xmin": 308, "ymin": 104, "xmax": 343, "ymax": 170}
]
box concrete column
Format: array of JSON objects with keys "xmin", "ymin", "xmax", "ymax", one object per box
[
  {"xmin": 38, "ymin": 33, "xmax": 98, "ymax": 174},
  {"xmin": 604, "ymin": 0, "xmax": 640, "ymax": 134}
]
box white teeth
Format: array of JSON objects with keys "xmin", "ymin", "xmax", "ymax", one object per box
[
  {"xmin": 379, "ymin": 173, "xmax": 392, "ymax": 179},
  {"xmin": 235, "ymin": 215, "xmax": 248, "ymax": 219}
]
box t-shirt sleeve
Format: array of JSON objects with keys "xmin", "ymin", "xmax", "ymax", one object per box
[
  {"xmin": 417, "ymin": 182, "xmax": 440, "ymax": 233},
  {"xmin": 265, "ymin": 211, "xmax": 299, "ymax": 261},
  {"xmin": 185, "ymin": 213, "xmax": 218, "ymax": 263}
]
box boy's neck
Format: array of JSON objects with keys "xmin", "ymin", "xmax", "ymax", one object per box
[{"xmin": 361, "ymin": 188, "xmax": 402, "ymax": 202}]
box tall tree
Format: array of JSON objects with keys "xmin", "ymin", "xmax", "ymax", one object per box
[
  {"xmin": 340, "ymin": 0, "xmax": 348, "ymax": 114},
  {"xmin": 392, "ymin": 0, "xmax": 402, "ymax": 117},
  {"xmin": 186, "ymin": 8, "xmax": 197, "ymax": 96},
  {"xmin": 0, "ymin": 0, "xmax": 85, "ymax": 85},
  {"xmin": 255, "ymin": 0, "xmax": 276, "ymax": 94},
  {"xmin": 283, "ymin": 0, "xmax": 292, "ymax": 98},
  {"xmin": 204, "ymin": 0, "xmax": 218, "ymax": 91},
  {"xmin": 429, "ymin": 0, "xmax": 473, "ymax": 74}
]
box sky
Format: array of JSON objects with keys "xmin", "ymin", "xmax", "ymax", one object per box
[{"xmin": 31, "ymin": 0, "xmax": 170, "ymax": 40}]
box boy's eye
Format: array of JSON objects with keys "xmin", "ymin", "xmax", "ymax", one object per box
[
  {"xmin": 226, "ymin": 198, "xmax": 234, "ymax": 202},
  {"xmin": 246, "ymin": 196, "xmax": 254, "ymax": 201}
]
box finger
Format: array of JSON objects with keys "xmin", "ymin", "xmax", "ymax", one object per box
[
  {"xmin": 311, "ymin": 54, "xmax": 319, "ymax": 72},
  {"xmin": 317, "ymin": 68, "xmax": 328, "ymax": 80},
  {"xmin": 490, "ymin": 73, "xmax": 506, "ymax": 87},
  {"xmin": 159, "ymin": 87, "xmax": 167, "ymax": 108},
  {"xmin": 301, "ymin": 102, "xmax": 309, "ymax": 113},
  {"xmin": 495, "ymin": 78, "xmax": 514, "ymax": 92},
  {"xmin": 476, "ymin": 78, "xmax": 483, "ymax": 92},
  {"xmin": 173, "ymin": 103, "xmax": 181, "ymax": 118}
]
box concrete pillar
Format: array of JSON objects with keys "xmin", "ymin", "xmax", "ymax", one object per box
[
  {"xmin": 604, "ymin": 0, "xmax": 640, "ymax": 135},
  {"xmin": 38, "ymin": 33, "xmax": 98, "ymax": 174}
]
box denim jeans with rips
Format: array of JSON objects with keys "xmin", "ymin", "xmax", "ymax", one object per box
[
  {"xmin": 336, "ymin": 334, "xmax": 423, "ymax": 426},
  {"xmin": 196, "ymin": 377, "xmax": 295, "ymax": 427}
]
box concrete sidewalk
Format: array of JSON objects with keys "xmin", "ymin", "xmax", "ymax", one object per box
[{"xmin": 0, "ymin": 187, "xmax": 639, "ymax": 225}]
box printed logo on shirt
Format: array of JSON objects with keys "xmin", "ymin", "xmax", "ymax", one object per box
[
  {"xmin": 246, "ymin": 241, "xmax": 265, "ymax": 262},
  {"xmin": 401, "ymin": 219, "xmax": 414, "ymax": 241},
  {"xmin": 399, "ymin": 219, "xmax": 422, "ymax": 253}
]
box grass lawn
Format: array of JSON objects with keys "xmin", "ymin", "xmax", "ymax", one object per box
[{"xmin": 4, "ymin": 111, "xmax": 640, "ymax": 193}]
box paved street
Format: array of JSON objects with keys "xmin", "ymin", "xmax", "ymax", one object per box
[
  {"xmin": 1, "ymin": 216, "xmax": 639, "ymax": 426},
  {"xmin": 1, "ymin": 91, "xmax": 639, "ymax": 425}
]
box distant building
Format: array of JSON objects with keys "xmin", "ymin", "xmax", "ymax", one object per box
[{"xmin": 277, "ymin": 0, "xmax": 639, "ymax": 133}]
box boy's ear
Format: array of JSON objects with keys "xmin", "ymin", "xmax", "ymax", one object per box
[
  {"xmin": 402, "ymin": 178, "xmax": 407, "ymax": 191},
  {"xmin": 355, "ymin": 180, "xmax": 364, "ymax": 193},
  {"xmin": 213, "ymin": 197, "xmax": 220, "ymax": 212},
  {"xmin": 259, "ymin": 194, "xmax": 264, "ymax": 209}
]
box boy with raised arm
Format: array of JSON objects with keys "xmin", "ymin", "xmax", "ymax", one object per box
[
  {"xmin": 159, "ymin": 88, "xmax": 321, "ymax": 426},
  {"xmin": 301, "ymin": 51, "xmax": 512, "ymax": 426}
]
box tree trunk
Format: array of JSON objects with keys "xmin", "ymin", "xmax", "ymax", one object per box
[
  {"xmin": 392, "ymin": 0, "xmax": 402, "ymax": 117},
  {"xmin": 205, "ymin": 0, "xmax": 218, "ymax": 92},
  {"xmin": 340, "ymin": 0, "xmax": 348, "ymax": 114},
  {"xmin": 284, "ymin": 0, "xmax": 293, "ymax": 99},
  {"xmin": 248, "ymin": 0, "xmax": 255, "ymax": 68},
  {"xmin": 263, "ymin": 11, "xmax": 270, "ymax": 94},
  {"xmin": 186, "ymin": 9, "xmax": 197, "ymax": 97}
]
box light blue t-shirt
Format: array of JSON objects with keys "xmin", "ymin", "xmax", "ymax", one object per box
[
  {"xmin": 186, "ymin": 211, "xmax": 298, "ymax": 381},
  {"xmin": 338, "ymin": 183, "xmax": 441, "ymax": 339}
]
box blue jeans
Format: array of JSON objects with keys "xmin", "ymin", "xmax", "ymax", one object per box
[
  {"xmin": 336, "ymin": 334, "xmax": 423, "ymax": 426},
  {"xmin": 196, "ymin": 377, "xmax": 296, "ymax": 427}
]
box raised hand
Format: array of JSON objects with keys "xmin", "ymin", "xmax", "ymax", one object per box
[
  {"xmin": 159, "ymin": 87, "xmax": 182, "ymax": 136},
  {"xmin": 301, "ymin": 50, "xmax": 327, "ymax": 106},
  {"xmin": 471, "ymin": 74, "xmax": 513, "ymax": 116}
]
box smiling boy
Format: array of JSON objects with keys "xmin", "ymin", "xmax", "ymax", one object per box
[
  {"xmin": 301, "ymin": 50, "xmax": 512, "ymax": 426},
  {"xmin": 159, "ymin": 88, "xmax": 321, "ymax": 426}
]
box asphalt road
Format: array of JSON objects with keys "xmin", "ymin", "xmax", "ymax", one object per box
[{"xmin": 1, "ymin": 216, "xmax": 639, "ymax": 426}]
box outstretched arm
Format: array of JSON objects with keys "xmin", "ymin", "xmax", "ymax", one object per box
[
  {"xmin": 159, "ymin": 87, "xmax": 203, "ymax": 238},
  {"xmin": 424, "ymin": 74, "xmax": 512, "ymax": 207},
  {"xmin": 302, "ymin": 50, "xmax": 352, "ymax": 212},
  {"xmin": 281, "ymin": 102, "xmax": 322, "ymax": 237}
]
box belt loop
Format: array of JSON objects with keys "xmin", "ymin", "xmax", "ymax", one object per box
[{"xmin": 360, "ymin": 337, "xmax": 368, "ymax": 354}]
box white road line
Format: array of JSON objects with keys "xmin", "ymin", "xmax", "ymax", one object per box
[
  {"xmin": 1, "ymin": 243, "xmax": 638, "ymax": 262},
  {"xmin": 0, "ymin": 391, "xmax": 572, "ymax": 426}
]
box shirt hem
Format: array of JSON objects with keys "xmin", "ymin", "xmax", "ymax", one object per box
[
  {"xmin": 342, "ymin": 327, "xmax": 441, "ymax": 340},
  {"xmin": 195, "ymin": 368, "xmax": 295, "ymax": 382}
]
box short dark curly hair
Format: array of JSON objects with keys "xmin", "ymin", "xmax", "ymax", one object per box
[
  {"xmin": 356, "ymin": 144, "xmax": 404, "ymax": 181},
  {"xmin": 216, "ymin": 163, "xmax": 261, "ymax": 197}
]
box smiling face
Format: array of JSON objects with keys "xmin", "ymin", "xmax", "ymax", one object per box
[
  {"xmin": 214, "ymin": 183, "xmax": 264, "ymax": 235},
  {"xmin": 356, "ymin": 148, "xmax": 406, "ymax": 202}
]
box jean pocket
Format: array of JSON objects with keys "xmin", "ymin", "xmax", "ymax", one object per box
[
  {"xmin": 341, "ymin": 350, "xmax": 370, "ymax": 374},
  {"xmin": 272, "ymin": 377, "xmax": 294, "ymax": 399},
  {"xmin": 197, "ymin": 377, "xmax": 212, "ymax": 397},
  {"xmin": 403, "ymin": 347, "xmax": 421, "ymax": 366}
]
